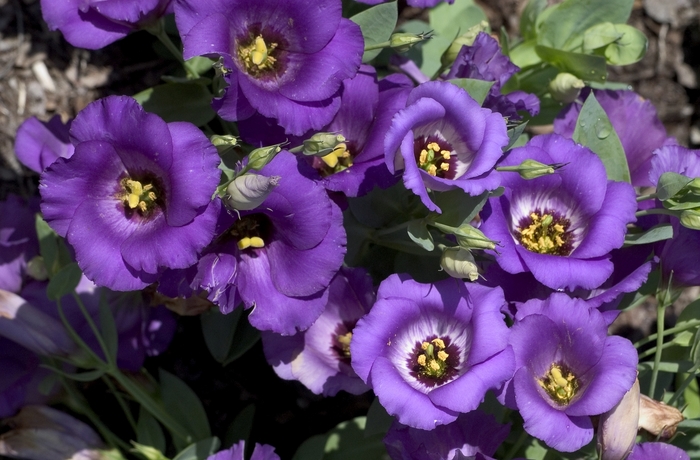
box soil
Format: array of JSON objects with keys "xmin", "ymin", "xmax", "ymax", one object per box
[{"xmin": 2, "ymin": 0, "xmax": 700, "ymax": 457}]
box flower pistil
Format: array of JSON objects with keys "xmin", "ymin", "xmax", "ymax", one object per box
[
  {"xmin": 538, "ymin": 363, "xmax": 579, "ymax": 405},
  {"xmin": 238, "ymin": 34, "xmax": 278, "ymax": 76},
  {"xmin": 119, "ymin": 177, "xmax": 160, "ymax": 215}
]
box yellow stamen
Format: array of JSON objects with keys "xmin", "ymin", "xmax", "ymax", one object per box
[
  {"xmin": 417, "ymin": 354, "xmax": 427, "ymax": 366},
  {"xmin": 237, "ymin": 237, "xmax": 252, "ymax": 250},
  {"xmin": 428, "ymin": 165, "xmax": 437, "ymax": 176},
  {"xmin": 427, "ymin": 142, "xmax": 440, "ymax": 152},
  {"xmin": 437, "ymin": 350, "xmax": 449, "ymax": 361}
]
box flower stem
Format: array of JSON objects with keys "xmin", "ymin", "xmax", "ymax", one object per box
[
  {"xmin": 102, "ymin": 375, "xmax": 138, "ymax": 433},
  {"xmin": 147, "ymin": 19, "xmax": 198, "ymax": 78},
  {"xmin": 667, "ymin": 364, "xmax": 700, "ymax": 407},
  {"xmin": 502, "ymin": 429, "xmax": 529, "ymax": 460},
  {"xmin": 364, "ymin": 41, "xmax": 391, "ymax": 51},
  {"xmin": 373, "ymin": 221, "xmax": 411, "ymax": 238},
  {"xmin": 635, "ymin": 208, "xmax": 677, "ymax": 218},
  {"xmin": 637, "ymin": 192, "xmax": 658, "ymax": 202},
  {"xmin": 649, "ymin": 298, "xmax": 672, "ymax": 398},
  {"xmin": 635, "ymin": 319, "xmax": 700, "ymax": 348}
]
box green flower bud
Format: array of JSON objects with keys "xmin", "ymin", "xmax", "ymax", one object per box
[
  {"xmin": 247, "ymin": 144, "xmax": 281, "ymax": 171},
  {"xmin": 440, "ymin": 247, "xmax": 479, "ymax": 281},
  {"xmin": 596, "ymin": 378, "xmax": 639, "ymax": 460},
  {"xmin": 684, "ymin": 177, "xmax": 700, "ymax": 195},
  {"xmin": 680, "ymin": 209, "xmax": 700, "ymax": 230},
  {"xmin": 225, "ymin": 174, "xmax": 280, "ymax": 211},
  {"xmin": 440, "ymin": 21, "xmax": 489, "ymax": 68},
  {"xmin": 549, "ymin": 72, "xmax": 585, "ymax": 104},
  {"xmin": 210, "ymin": 134, "xmax": 239, "ymax": 155},
  {"xmin": 26, "ymin": 255, "xmax": 48, "ymax": 281},
  {"xmin": 497, "ymin": 159, "xmax": 564, "ymax": 179},
  {"xmin": 389, "ymin": 32, "xmax": 432, "ymax": 53},
  {"xmin": 301, "ymin": 132, "xmax": 346, "ymax": 157},
  {"xmin": 454, "ymin": 225, "xmax": 497, "ymax": 250}
]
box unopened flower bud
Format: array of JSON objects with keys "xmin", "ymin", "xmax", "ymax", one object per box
[
  {"xmin": 390, "ymin": 32, "xmax": 432, "ymax": 53},
  {"xmin": 680, "ymin": 209, "xmax": 700, "ymax": 230},
  {"xmin": 246, "ymin": 144, "xmax": 281, "ymax": 171},
  {"xmin": 440, "ymin": 247, "xmax": 479, "ymax": 281},
  {"xmin": 454, "ymin": 225, "xmax": 497, "ymax": 250},
  {"xmin": 26, "ymin": 255, "xmax": 48, "ymax": 281},
  {"xmin": 441, "ymin": 21, "xmax": 489, "ymax": 67},
  {"xmin": 302, "ymin": 132, "xmax": 346, "ymax": 157},
  {"xmin": 686, "ymin": 177, "xmax": 700, "ymax": 194},
  {"xmin": 597, "ymin": 378, "xmax": 640, "ymax": 460},
  {"xmin": 639, "ymin": 394, "xmax": 684, "ymax": 439},
  {"xmin": 549, "ymin": 72, "xmax": 586, "ymax": 103},
  {"xmin": 210, "ymin": 134, "xmax": 239, "ymax": 148},
  {"xmin": 498, "ymin": 159, "xmax": 564, "ymax": 179},
  {"xmin": 225, "ymin": 174, "xmax": 280, "ymax": 211}
]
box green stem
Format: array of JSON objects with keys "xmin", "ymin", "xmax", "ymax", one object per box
[
  {"xmin": 56, "ymin": 299, "xmax": 105, "ymax": 367},
  {"xmin": 638, "ymin": 340, "xmax": 676, "ymax": 360},
  {"xmin": 431, "ymin": 63, "xmax": 448, "ymax": 80},
  {"xmin": 364, "ymin": 41, "xmax": 391, "ymax": 52},
  {"xmin": 667, "ymin": 365, "xmax": 700, "ymax": 407},
  {"xmin": 72, "ymin": 292, "xmax": 115, "ymax": 367},
  {"xmin": 635, "ymin": 319, "xmax": 700, "ymax": 348},
  {"xmin": 636, "ymin": 208, "xmax": 678, "ymax": 218},
  {"xmin": 649, "ymin": 298, "xmax": 671, "ymax": 398},
  {"xmin": 103, "ymin": 375, "xmax": 138, "ymax": 433},
  {"xmin": 147, "ymin": 20, "xmax": 198, "ymax": 78},
  {"xmin": 637, "ymin": 192, "xmax": 658, "ymax": 202},
  {"xmin": 502, "ymin": 429, "xmax": 529, "ymax": 460},
  {"xmin": 109, "ymin": 370, "xmax": 191, "ymax": 445}
]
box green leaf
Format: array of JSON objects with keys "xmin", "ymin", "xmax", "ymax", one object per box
[
  {"xmin": 350, "ymin": 2, "xmax": 398, "ymax": 63},
  {"xmin": 46, "ymin": 262, "xmax": 83, "ymax": 300},
  {"xmin": 136, "ymin": 407, "xmax": 166, "ymax": 454},
  {"xmin": 407, "ymin": 220, "xmax": 435, "ymax": 251},
  {"xmin": 505, "ymin": 121, "xmax": 529, "ymax": 151},
  {"xmin": 201, "ymin": 307, "xmax": 241, "ymax": 364},
  {"xmin": 572, "ymin": 92, "xmax": 631, "ymax": 182},
  {"xmin": 538, "ymin": 0, "xmax": 634, "ymax": 51},
  {"xmin": 623, "ymin": 223, "xmax": 673, "ymax": 245},
  {"xmin": 159, "ymin": 369, "xmax": 211, "ymax": 449},
  {"xmin": 292, "ymin": 434, "xmax": 327, "ymax": 460},
  {"xmin": 364, "ymin": 398, "xmax": 393, "ymax": 438},
  {"xmin": 583, "ymin": 23, "xmax": 647, "ymax": 65},
  {"xmin": 535, "ymin": 45, "xmax": 607, "ymax": 82},
  {"xmin": 658, "ymin": 172, "xmax": 693, "ymax": 201},
  {"xmin": 447, "ymin": 78, "xmax": 494, "ymax": 105},
  {"xmin": 520, "ymin": 0, "xmax": 547, "ymax": 41},
  {"xmin": 172, "ymin": 437, "xmax": 221, "ymax": 460},
  {"xmin": 42, "ymin": 366, "xmax": 105, "ymax": 382},
  {"xmin": 508, "ymin": 39, "xmax": 541, "ymax": 69},
  {"xmin": 186, "ymin": 56, "xmax": 214, "ymax": 76},
  {"xmin": 431, "ymin": 189, "xmax": 490, "ymax": 229},
  {"xmin": 35, "ymin": 215, "xmax": 59, "ymax": 276},
  {"xmin": 324, "ymin": 417, "xmax": 387, "ymax": 460},
  {"xmin": 683, "ymin": 378, "xmax": 700, "ymax": 420},
  {"xmin": 131, "ymin": 442, "xmax": 169, "ymax": 460},
  {"xmin": 98, "ymin": 294, "xmax": 118, "ymax": 364},
  {"xmin": 223, "ymin": 404, "xmax": 255, "ymax": 448},
  {"xmin": 134, "ymin": 83, "xmax": 215, "ymax": 126},
  {"xmin": 222, "ymin": 314, "xmax": 260, "ymax": 366}
]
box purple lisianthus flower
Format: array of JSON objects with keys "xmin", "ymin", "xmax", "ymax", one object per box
[
  {"xmin": 174, "ymin": 0, "xmax": 363, "ymax": 136},
  {"xmin": 262, "ymin": 267, "xmax": 373, "ymax": 396},
  {"xmin": 239, "ymin": 68, "xmax": 412, "ymax": 197},
  {"xmin": 554, "ymin": 89, "xmax": 673, "ymax": 187},
  {"xmin": 627, "ymin": 443, "xmax": 689, "ymax": 460},
  {"xmin": 446, "ymin": 32, "xmax": 539, "ymax": 120},
  {"xmin": 480, "ymin": 133, "xmax": 637, "ymax": 291},
  {"xmin": 351, "ymin": 274, "xmax": 514, "ymax": 430},
  {"xmin": 500, "ymin": 293, "xmax": 638, "ymax": 452},
  {"xmin": 0, "ymin": 195, "xmax": 40, "ymax": 294},
  {"xmin": 192, "ymin": 151, "xmax": 346, "ymax": 335},
  {"xmin": 40, "ymin": 0, "xmax": 172, "ymax": 50},
  {"xmin": 208, "ymin": 440, "xmax": 280, "ymax": 460},
  {"xmin": 384, "ymin": 410, "xmax": 509, "ymax": 460},
  {"xmin": 14, "ymin": 115, "xmax": 74, "ymax": 174},
  {"xmin": 385, "ymin": 81, "xmax": 509, "ymax": 212},
  {"xmin": 39, "ymin": 95, "xmax": 221, "ymax": 291}
]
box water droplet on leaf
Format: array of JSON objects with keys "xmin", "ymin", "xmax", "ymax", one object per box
[{"xmin": 595, "ymin": 119, "xmax": 611, "ymax": 139}]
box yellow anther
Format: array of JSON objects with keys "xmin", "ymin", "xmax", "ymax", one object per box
[
  {"xmin": 421, "ymin": 342, "xmax": 430, "ymax": 350},
  {"xmin": 249, "ymin": 236, "xmax": 265, "ymax": 248},
  {"xmin": 437, "ymin": 350, "xmax": 449, "ymax": 361},
  {"xmin": 441, "ymin": 150, "xmax": 451, "ymax": 160},
  {"xmin": 419, "ymin": 150, "xmax": 428, "ymax": 165},
  {"xmin": 432, "ymin": 338, "xmax": 446, "ymax": 349},
  {"xmin": 251, "ymin": 36, "xmax": 268, "ymax": 66},
  {"xmin": 237, "ymin": 237, "xmax": 252, "ymax": 250},
  {"xmin": 321, "ymin": 153, "xmax": 339, "ymax": 168},
  {"xmin": 428, "ymin": 165, "xmax": 437, "ymax": 176},
  {"xmin": 551, "ymin": 367, "xmax": 569, "ymax": 387},
  {"xmin": 126, "ymin": 180, "xmax": 143, "ymax": 195},
  {"xmin": 417, "ymin": 355, "xmax": 427, "ymax": 366},
  {"xmin": 429, "ymin": 361, "xmax": 441, "ymax": 372},
  {"xmin": 440, "ymin": 163, "xmax": 449, "ymax": 171},
  {"xmin": 127, "ymin": 194, "xmax": 140, "ymax": 209},
  {"xmin": 427, "ymin": 142, "xmax": 440, "ymax": 152}
]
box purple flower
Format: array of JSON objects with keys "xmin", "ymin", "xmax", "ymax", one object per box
[
  {"xmin": 446, "ymin": 33, "xmax": 539, "ymax": 120},
  {"xmin": 14, "ymin": 115, "xmax": 74, "ymax": 174},
  {"xmin": 351, "ymin": 274, "xmax": 514, "ymax": 430},
  {"xmin": 262, "ymin": 267, "xmax": 373, "ymax": 396},
  {"xmin": 39, "ymin": 96, "xmax": 221, "ymax": 291},
  {"xmin": 480, "ymin": 133, "xmax": 637, "ymax": 291},
  {"xmin": 239, "ymin": 69, "xmax": 412, "ymax": 197},
  {"xmin": 193, "ymin": 151, "xmax": 346, "ymax": 334},
  {"xmin": 383, "ymin": 410, "xmax": 510, "ymax": 460},
  {"xmin": 174, "ymin": 0, "xmax": 363, "ymax": 136},
  {"xmin": 208, "ymin": 440, "xmax": 280, "ymax": 460},
  {"xmin": 0, "ymin": 195, "xmax": 40, "ymax": 294},
  {"xmin": 627, "ymin": 443, "xmax": 689, "ymax": 460},
  {"xmin": 40, "ymin": 0, "xmax": 172, "ymax": 50},
  {"xmin": 501, "ymin": 293, "xmax": 638, "ymax": 452},
  {"xmin": 384, "ymin": 81, "xmax": 509, "ymax": 212},
  {"xmin": 554, "ymin": 89, "xmax": 673, "ymax": 187}
]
